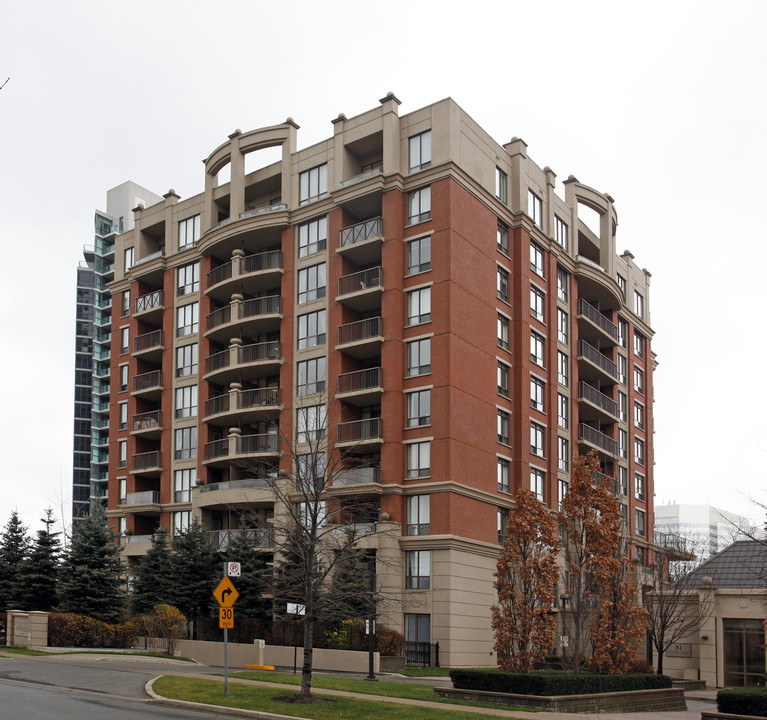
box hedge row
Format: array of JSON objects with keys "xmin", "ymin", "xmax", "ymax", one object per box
[
  {"xmin": 48, "ymin": 613, "xmax": 138, "ymax": 648},
  {"xmin": 717, "ymin": 688, "xmax": 767, "ymax": 716},
  {"xmin": 449, "ymin": 669, "xmax": 672, "ymax": 696}
]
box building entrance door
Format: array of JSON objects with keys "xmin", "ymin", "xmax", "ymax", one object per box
[{"xmin": 723, "ymin": 618, "xmax": 765, "ymax": 687}]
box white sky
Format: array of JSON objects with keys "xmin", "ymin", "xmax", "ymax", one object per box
[{"xmin": 1, "ymin": 0, "xmax": 765, "ymax": 534}]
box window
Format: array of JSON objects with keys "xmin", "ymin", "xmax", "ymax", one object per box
[
  {"xmin": 617, "ymin": 354, "xmax": 627, "ymax": 384},
  {"xmin": 617, "ymin": 318, "xmax": 627, "ymax": 348},
  {"xmin": 406, "ymin": 338, "xmax": 431, "ymax": 376},
  {"xmin": 177, "ymin": 262, "xmax": 200, "ymax": 296},
  {"xmin": 297, "ymin": 453, "xmax": 326, "ymax": 490},
  {"xmin": 633, "ymin": 290, "xmax": 644, "ymax": 318},
  {"xmin": 121, "ymin": 291, "xmax": 130, "ymax": 316},
  {"xmin": 634, "ymin": 437, "xmax": 645, "ymax": 466},
  {"xmin": 634, "ymin": 366, "xmax": 644, "ymax": 394},
  {"xmin": 531, "ymin": 331, "xmax": 545, "ymax": 366},
  {"xmin": 618, "ymin": 466, "xmax": 628, "ymax": 495},
  {"xmin": 174, "ymin": 468, "xmax": 196, "ymax": 503},
  {"xmin": 554, "ymin": 216, "xmax": 568, "ymax": 251},
  {"xmin": 178, "ymin": 215, "xmax": 200, "ymax": 250},
  {"xmin": 530, "ymin": 286, "xmax": 544, "ymax": 322},
  {"xmin": 497, "ymin": 457, "xmax": 510, "ymax": 493},
  {"xmin": 404, "ymin": 613, "xmax": 430, "ymax": 643},
  {"xmin": 558, "ymin": 479, "xmax": 569, "ymax": 511},
  {"xmin": 619, "ymin": 429, "xmax": 628, "ymax": 459},
  {"xmin": 173, "ymin": 511, "xmax": 191, "ymax": 536},
  {"xmin": 407, "ymin": 495, "xmax": 430, "ymax": 535},
  {"xmin": 498, "ymin": 362, "xmax": 510, "ymax": 398},
  {"xmin": 557, "ymin": 266, "xmax": 569, "ymax": 302},
  {"xmin": 408, "ymin": 186, "xmax": 431, "ymax": 224},
  {"xmin": 406, "ymin": 550, "xmax": 430, "ymax": 589},
  {"xmin": 406, "ymin": 441, "xmax": 430, "ymax": 478},
  {"xmin": 616, "ymin": 273, "xmax": 626, "ymax": 295},
  {"xmin": 498, "ymin": 410, "xmax": 510, "ymax": 445},
  {"xmin": 407, "ymin": 235, "xmax": 431, "ymax": 274},
  {"xmin": 407, "ymin": 287, "xmax": 431, "ymax": 325},
  {"xmin": 297, "ymin": 404, "xmax": 327, "ymax": 443},
  {"xmin": 119, "ymin": 364, "xmax": 129, "ymax": 392},
  {"xmin": 635, "ymin": 509, "xmax": 646, "ymax": 537},
  {"xmin": 118, "ymin": 439, "xmax": 127, "ymax": 468},
  {"xmin": 498, "ymin": 508, "xmax": 509, "ymax": 545},
  {"xmin": 176, "ymin": 343, "xmax": 198, "ymax": 377},
  {"xmin": 557, "ymin": 351, "xmax": 568, "ymax": 386},
  {"xmin": 409, "ymin": 130, "xmax": 431, "ymax": 171},
  {"xmin": 124, "ymin": 247, "xmax": 134, "ymax": 271},
  {"xmin": 119, "ymin": 402, "xmax": 128, "ymax": 430},
  {"xmin": 635, "ymin": 473, "xmax": 645, "ymax": 501},
  {"xmin": 299, "ymin": 163, "xmax": 328, "ymax": 205},
  {"xmin": 620, "ymin": 503, "xmax": 628, "ymax": 524},
  {"xmin": 558, "ymin": 436, "xmax": 569, "ymax": 472},
  {"xmin": 528, "ymin": 189, "xmax": 542, "ymax": 227},
  {"xmin": 497, "ymin": 221, "xmax": 509, "ymax": 255},
  {"xmin": 175, "ymin": 427, "xmax": 197, "ymax": 460},
  {"xmin": 118, "ymin": 478, "xmax": 127, "ymax": 506},
  {"xmin": 530, "ymin": 241, "xmax": 544, "ymax": 276},
  {"xmin": 175, "ymin": 385, "xmax": 198, "ymax": 418},
  {"xmin": 298, "ymin": 309, "xmax": 327, "ymax": 349},
  {"xmin": 498, "ymin": 314, "xmax": 510, "ymax": 351},
  {"xmin": 496, "ymin": 167, "xmax": 507, "ymax": 202},
  {"xmin": 557, "ymin": 393, "xmax": 569, "ymax": 429},
  {"xmin": 297, "ymin": 263, "xmax": 327, "ymax": 304},
  {"xmin": 530, "ymin": 422, "xmax": 544, "ymax": 457},
  {"xmin": 297, "ymin": 356, "xmax": 326, "ymax": 396},
  {"xmin": 530, "ymin": 376, "xmax": 544, "ymax": 411},
  {"xmin": 557, "ymin": 308, "xmax": 568, "ymax": 343},
  {"xmin": 619, "ymin": 391, "xmax": 628, "ymax": 421},
  {"xmin": 176, "ymin": 302, "xmax": 199, "ymax": 337},
  {"xmin": 634, "ymin": 401, "xmax": 645, "ymax": 429},
  {"xmin": 634, "ymin": 331, "xmax": 645, "ymax": 358},
  {"xmin": 497, "ymin": 266, "xmax": 510, "ymax": 303},
  {"xmin": 530, "ymin": 468, "xmax": 544, "ymax": 501},
  {"xmin": 407, "ymin": 389, "xmax": 431, "ymax": 427},
  {"xmin": 121, "ymin": 327, "xmax": 129, "ymax": 354},
  {"xmin": 298, "ymin": 216, "xmax": 328, "ymax": 258}
]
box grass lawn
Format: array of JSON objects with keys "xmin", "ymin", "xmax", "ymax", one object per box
[
  {"xmin": 0, "ymin": 647, "xmax": 51, "ymax": 657},
  {"xmin": 153, "ymin": 676, "xmax": 528, "ymax": 720},
  {"xmin": 0, "ymin": 647, "xmax": 195, "ymax": 662}
]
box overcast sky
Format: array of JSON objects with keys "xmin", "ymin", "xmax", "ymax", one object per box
[{"xmin": 1, "ymin": 0, "xmax": 765, "ymax": 535}]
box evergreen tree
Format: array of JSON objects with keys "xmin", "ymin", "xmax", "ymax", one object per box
[
  {"xmin": 13, "ymin": 509, "xmax": 60, "ymax": 611},
  {"xmin": 168, "ymin": 520, "xmax": 219, "ymax": 625},
  {"xmin": 222, "ymin": 528, "xmax": 270, "ymax": 620},
  {"xmin": 0, "ymin": 511, "xmax": 29, "ymax": 611},
  {"xmin": 131, "ymin": 526, "xmax": 173, "ymax": 616},
  {"xmin": 58, "ymin": 503, "xmax": 125, "ymax": 623}
]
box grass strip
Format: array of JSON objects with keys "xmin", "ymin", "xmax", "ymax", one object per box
[
  {"xmin": 393, "ymin": 667, "xmax": 453, "ymax": 678},
  {"xmin": 0, "ymin": 647, "xmax": 51, "ymax": 657},
  {"xmin": 153, "ymin": 676, "xmax": 526, "ymax": 720}
]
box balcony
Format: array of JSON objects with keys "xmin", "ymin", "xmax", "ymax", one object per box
[
  {"xmin": 336, "ymin": 367, "xmax": 383, "ymax": 406},
  {"xmin": 594, "ymin": 471, "xmax": 619, "ymax": 496},
  {"xmin": 333, "ymin": 467, "xmax": 381, "ymax": 486},
  {"xmin": 337, "ymin": 217, "xmax": 383, "ymax": 266},
  {"xmin": 131, "ymin": 370, "xmax": 162, "ymax": 400},
  {"xmin": 203, "ymin": 432, "xmax": 280, "ymax": 468},
  {"xmin": 130, "ymin": 451, "xmax": 162, "ymax": 477},
  {"xmin": 133, "ymin": 329, "xmax": 164, "ymax": 361},
  {"xmin": 336, "ymin": 418, "xmax": 383, "ymax": 448},
  {"xmin": 119, "ymin": 534, "xmax": 153, "ymax": 557},
  {"xmin": 124, "ymin": 490, "xmax": 161, "ymax": 514},
  {"xmin": 577, "ymin": 340, "xmax": 617, "ymax": 383},
  {"xmin": 196, "ymin": 477, "xmax": 275, "ymax": 508},
  {"xmin": 577, "ymin": 299, "xmax": 618, "ymax": 345},
  {"xmin": 197, "ymin": 203, "xmax": 289, "ymax": 258},
  {"xmin": 131, "ymin": 410, "xmax": 162, "ymax": 437},
  {"xmin": 134, "ymin": 289, "xmax": 164, "ymax": 324},
  {"xmin": 336, "ymin": 267, "xmax": 383, "ymax": 312},
  {"xmin": 336, "ymin": 317, "xmax": 383, "ymax": 359},
  {"xmin": 206, "ymin": 249, "xmax": 283, "ymax": 301},
  {"xmin": 204, "ymin": 340, "xmax": 282, "ymax": 384},
  {"xmin": 208, "ymin": 527, "xmax": 274, "ymax": 549},
  {"xmin": 204, "ymin": 295, "xmax": 282, "ymax": 343},
  {"xmin": 204, "ymin": 387, "xmax": 281, "ymax": 425},
  {"xmin": 578, "ymin": 381, "xmax": 618, "ymax": 422},
  {"xmin": 578, "ymin": 423, "xmax": 618, "ymax": 457}
]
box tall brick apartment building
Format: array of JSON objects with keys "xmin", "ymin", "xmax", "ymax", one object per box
[{"xmin": 103, "ymin": 94, "xmax": 656, "ymax": 666}]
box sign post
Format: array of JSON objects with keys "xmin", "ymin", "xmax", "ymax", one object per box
[{"xmin": 213, "ymin": 574, "xmax": 239, "ymax": 697}]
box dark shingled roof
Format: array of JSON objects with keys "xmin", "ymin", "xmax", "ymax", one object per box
[{"xmin": 685, "ymin": 540, "xmax": 767, "ymax": 590}]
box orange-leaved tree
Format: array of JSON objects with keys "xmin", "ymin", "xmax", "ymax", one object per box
[{"xmin": 491, "ymin": 487, "xmax": 560, "ymax": 672}]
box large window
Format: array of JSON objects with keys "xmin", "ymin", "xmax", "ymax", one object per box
[
  {"xmin": 174, "ymin": 427, "xmax": 197, "ymax": 460},
  {"xmin": 498, "ymin": 314, "xmax": 510, "ymax": 351},
  {"xmin": 408, "ymin": 187, "xmax": 431, "ymax": 224},
  {"xmin": 407, "ymin": 287, "xmax": 431, "ymax": 325},
  {"xmin": 407, "ymin": 235, "xmax": 431, "ymax": 274},
  {"xmin": 554, "ymin": 216, "xmax": 568, "ymax": 250},
  {"xmin": 618, "ymin": 466, "xmax": 628, "ymax": 496},
  {"xmin": 297, "ymin": 404, "xmax": 327, "ymax": 443},
  {"xmin": 619, "ymin": 391, "xmax": 628, "ymax": 421},
  {"xmin": 530, "ymin": 242, "xmax": 544, "ymax": 276},
  {"xmin": 723, "ymin": 619, "xmax": 767, "ymax": 687},
  {"xmin": 497, "ymin": 266, "xmax": 509, "ymax": 303},
  {"xmin": 298, "ymin": 309, "xmax": 327, "ymax": 349},
  {"xmin": 558, "ymin": 436, "xmax": 569, "ymax": 472},
  {"xmin": 618, "ymin": 318, "xmax": 628, "ymax": 347},
  {"xmin": 530, "ymin": 468, "xmax": 545, "ymax": 501},
  {"xmin": 178, "ymin": 215, "xmax": 200, "ymax": 250},
  {"xmin": 498, "ymin": 362, "xmax": 510, "ymax": 398},
  {"xmin": 496, "ymin": 167, "xmax": 507, "ymax": 202},
  {"xmin": 530, "ymin": 376, "xmax": 544, "ymax": 411},
  {"xmin": 528, "ymin": 189, "xmax": 542, "ymax": 227},
  {"xmin": 634, "ymin": 473, "xmax": 645, "ymax": 501},
  {"xmin": 531, "ymin": 331, "xmax": 545, "ymax": 367},
  {"xmin": 557, "ymin": 393, "xmax": 569, "ymax": 429},
  {"xmin": 557, "ymin": 266, "xmax": 569, "ymax": 302},
  {"xmin": 498, "ymin": 508, "xmax": 509, "ymax": 545},
  {"xmin": 299, "ymin": 163, "xmax": 328, "ymax": 205},
  {"xmin": 634, "ymin": 401, "xmax": 645, "ymax": 429},
  {"xmin": 558, "ymin": 479, "xmax": 569, "ymax": 511},
  {"xmin": 619, "ymin": 429, "xmax": 628, "ymax": 459},
  {"xmin": 119, "ymin": 402, "xmax": 128, "ymax": 430},
  {"xmin": 634, "ymin": 365, "xmax": 645, "ymax": 394},
  {"xmin": 124, "ymin": 247, "xmax": 134, "ymax": 271},
  {"xmin": 406, "ymin": 338, "xmax": 431, "ymax": 376},
  {"xmin": 173, "ymin": 511, "xmax": 191, "ymax": 536},
  {"xmin": 404, "ymin": 613, "xmax": 430, "ymax": 643},
  {"xmin": 176, "ymin": 302, "xmax": 199, "ymax": 337},
  {"xmin": 118, "ymin": 440, "xmax": 127, "ymax": 468},
  {"xmin": 119, "ymin": 364, "xmax": 129, "ymax": 392},
  {"xmin": 298, "ymin": 216, "xmax": 328, "ymax": 258},
  {"xmin": 297, "ymin": 263, "xmax": 327, "ymax": 304},
  {"xmin": 530, "ymin": 422, "xmax": 545, "ymax": 457},
  {"xmin": 617, "ymin": 354, "xmax": 627, "ymax": 384},
  {"xmin": 616, "ymin": 273, "xmax": 626, "ymax": 295},
  {"xmin": 407, "ymin": 389, "xmax": 431, "ymax": 427},
  {"xmin": 176, "ymin": 343, "xmax": 198, "ymax": 377},
  {"xmin": 497, "ymin": 457, "xmax": 510, "ymax": 493},
  {"xmin": 406, "ymin": 441, "xmax": 430, "ymax": 478},
  {"xmin": 634, "ymin": 437, "xmax": 645, "ymax": 466},
  {"xmin": 557, "ymin": 351, "xmax": 569, "ymax": 386},
  {"xmin": 530, "ymin": 286, "xmax": 545, "ymax": 322},
  {"xmin": 407, "ymin": 495, "xmax": 430, "ymax": 535},
  {"xmin": 297, "ymin": 356, "xmax": 327, "ymax": 396},
  {"xmin": 497, "ymin": 409, "xmax": 510, "ymax": 445},
  {"xmin": 409, "ymin": 130, "xmax": 432, "ymax": 171},
  {"xmin": 405, "ymin": 550, "xmax": 430, "ymax": 589},
  {"xmin": 121, "ymin": 327, "xmax": 129, "ymax": 354},
  {"xmin": 635, "ymin": 509, "xmax": 646, "ymax": 537},
  {"xmin": 497, "ymin": 221, "xmax": 509, "ymax": 255},
  {"xmin": 633, "ymin": 290, "xmax": 644, "ymax": 319},
  {"xmin": 175, "ymin": 385, "xmax": 198, "ymax": 418},
  {"xmin": 177, "ymin": 262, "xmax": 200, "ymax": 296},
  {"xmin": 174, "ymin": 468, "xmax": 196, "ymax": 503},
  {"xmin": 634, "ymin": 331, "xmax": 645, "ymax": 358},
  {"xmin": 557, "ymin": 308, "xmax": 568, "ymax": 343}
]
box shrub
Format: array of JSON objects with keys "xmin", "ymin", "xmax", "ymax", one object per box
[
  {"xmin": 48, "ymin": 612, "xmax": 137, "ymax": 648},
  {"xmin": 449, "ymin": 669, "xmax": 672, "ymax": 696},
  {"xmin": 137, "ymin": 605, "xmax": 187, "ymax": 655},
  {"xmin": 717, "ymin": 688, "xmax": 767, "ymax": 716},
  {"xmin": 377, "ymin": 626, "xmax": 405, "ymax": 656}
]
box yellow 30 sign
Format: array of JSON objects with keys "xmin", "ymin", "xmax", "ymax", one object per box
[{"xmin": 219, "ymin": 607, "xmax": 234, "ymax": 629}]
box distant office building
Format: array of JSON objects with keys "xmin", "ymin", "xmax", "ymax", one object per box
[{"xmin": 655, "ymin": 503, "xmax": 751, "ymax": 559}]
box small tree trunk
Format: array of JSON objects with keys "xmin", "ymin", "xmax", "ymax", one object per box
[
  {"xmin": 300, "ymin": 618, "xmax": 314, "ymax": 700},
  {"xmin": 657, "ymin": 649, "xmax": 664, "ymax": 675}
]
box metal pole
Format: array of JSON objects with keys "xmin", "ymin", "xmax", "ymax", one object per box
[
  {"xmin": 366, "ymin": 558, "xmax": 376, "ymax": 681},
  {"xmin": 224, "ymin": 627, "xmax": 229, "ymax": 697}
]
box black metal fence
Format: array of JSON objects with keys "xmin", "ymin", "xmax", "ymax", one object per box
[{"xmin": 405, "ymin": 641, "xmax": 439, "ymax": 667}]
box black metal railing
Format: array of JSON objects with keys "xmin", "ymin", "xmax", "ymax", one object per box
[{"xmin": 340, "ymin": 216, "xmax": 382, "ymax": 247}]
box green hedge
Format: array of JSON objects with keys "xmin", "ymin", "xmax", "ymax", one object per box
[
  {"xmin": 717, "ymin": 688, "xmax": 767, "ymax": 717},
  {"xmin": 48, "ymin": 613, "xmax": 138, "ymax": 648},
  {"xmin": 449, "ymin": 669, "xmax": 672, "ymax": 696}
]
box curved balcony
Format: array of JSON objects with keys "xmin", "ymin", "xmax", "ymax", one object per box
[
  {"xmin": 206, "ymin": 250, "xmax": 283, "ymax": 302},
  {"xmin": 130, "ymin": 450, "xmax": 162, "ymax": 477},
  {"xmin": 204, "ymin": 387, "xmax": 281, "ymax": 426},
  {"xmin": 577, "ymin": 340, "xmax": 617, "ymax": 384},
  {"xmin": 203, "ymin": 432, "xmax": 280, "ymax": 468},
  {"xmin": 204, "ymin": 295, "xmax": 282, "ymax": 343},
  {"xmin": 337, "ymin": 217, "xmax": 383, "ymax": 265},
  {"xmin": 131, "ymin": 370, "xmax": 163, "ymax": 400},
  {"xmin": 577, "ymin": 299, "xmax": 618, "ymax": 346},
  {"xmin": 336, "ymin": 317, "xmax": 383, "ymax": 359},
  {"xmin": 132, "ymin": 329, "xmax": 164, "ymax": 361},
  {"xmin": 131, "ymin": 409, "xmax": 163, "ymax": 438},
  {"xmin": 134, "ymin": 289, "xmax": 164, "ymax": 325},
  {"xmin": 578, "ymin": 422, "xmax": 618, "ymax": 458},
  {"xmin": 336, "ymin": 367, "xmax": 383, "ymax": 406},
  {"xmin": 577, "ymin": 381, "xmax": 618, "ymax": 423},
  {"xmin": 336, "ymin": 418, "xmax": 383, "ymax": 449},
  {"xmin": 336, "ymin": 267, "xmax": 383, "ymax": 312},
  {"xmin": 204, "ymin": 340, "xmax": 282, "ymax": 384},
  {"xmin": 197, "ymin": 203, "xmax": 289, "ymax": 258},
  {"xmin": 574, "ymin": 259, "xmax": 622, "ymax": 309},
  {"xmin": 196, "ymin": 477, "xmax": 276, "ymax": 510}
]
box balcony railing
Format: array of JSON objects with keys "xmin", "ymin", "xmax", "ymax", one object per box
[
  {"xmin": 242, "ymin": 249, "xmax": 282, "ymax": 274},
  {"xmin": 209, "ymin": 527, "xmax": 274, "ymax": 549},
  {"xmin": 578, "ymin": 299, "xmax": 618, "ymax": 340},
  {"xmin": 242, "ymin": 295, "xmax": 281, "ymax": 319},
  {"xmin": 133, "ymin": 329, "xmax": 163, "ymax": 353},
  {"xmin": 240, "ymin": 387, "xmax": 280, "ymax": 409},
  {"xmin": 127, "ymin": 491, "xmax": 160, "ymax": 505},
  {"xmin": 338, "ymin": 267, "xmax": 382, "ymax": 296},
  {"xmin": 239, "ymin": 203, "xmax": 287, "ymax": 219},
  {"xmin": 578, "ymin": 340, "xmax": 617, "ymax": 379},
  {"xmin": 337, "ymin": 418, "xmax": 382, "ymax": 444},
  {"xmin": 124, "ymin": 534, "xmax": 153, "ymax": 544},
  {"xmin": 133, "ymin": 370, "xmax": 162, "ymax": 392},
  {"xmin": 338, "ymin": 167, "xmax": 382, "ymax": 189},
  {"xmin": 340, "ymin": 216, "xmax": 382, "ymax": 247},
  {"xmin": 333, "ymin": 467, "xmax": 381, "ymax": 486},
  {"xmin": 578, "ymin": 382, "xmax": 618, "ymax": 417},
  {"xmin": 131, "ymin": 451, "xmax": 161, "ymax": 472},
  {"xmin": 655, "ymin": 531, "xmax": 689, "ymax": 553},
  {"xmin": 203, "ymin": 433, "xmax": 279, "ymax": 461},
  {"xmin": 338, "ymin": 317, "xmax": 382, "ymax": 345},
  {"xmin": 205, "ymin": 306, "xmax": 231, "ymax": 331},
  {"xmin": 135, "ymin": 289, "xmax": 163, "ymax": 314},
  {"xmin": 207, "ymin": 262, "xmax": 233, "ymax": 288},
  {"xmin": 593, "ymin": 471, "xmax": 619, "ymax": 496},
  {"xmin": 133, "ymin": 410, "xmax": 161, "ymax": 431},
  {"xmin": 337, "ymin": 367, "xmax": 382, "ymax": 395},
  {"xmin": 578, "ymin": 423, "xmax": 618, "ymax": 455}
]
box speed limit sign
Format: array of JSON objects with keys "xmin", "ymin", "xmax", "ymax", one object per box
[{"xmin": 227, "ymin": 562, "xmax": 241, "ymax": 577}]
